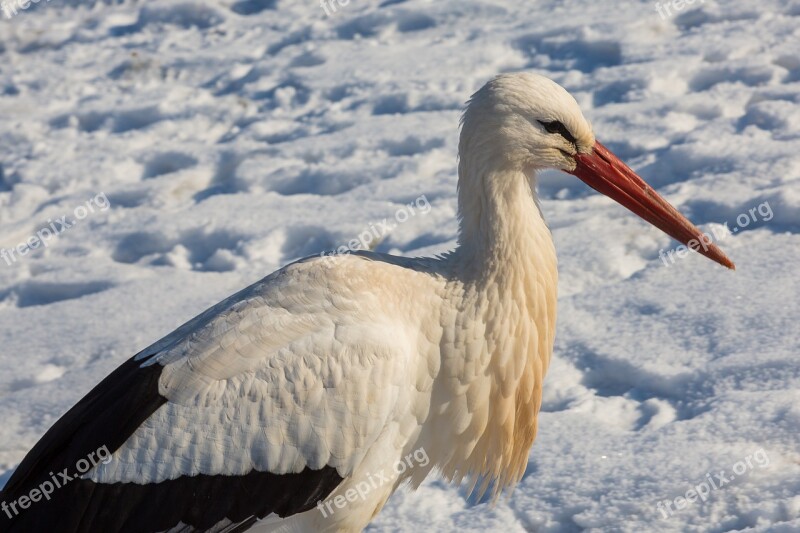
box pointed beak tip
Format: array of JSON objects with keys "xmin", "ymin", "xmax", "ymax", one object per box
[
  {"xmin": 712, "ymin": 252, "xmax": 736, "ymax": 271},
  {"xmin": 722, "ymin": 256, "xmax": 736, "ymax": 271},
  {"xmin": 702, "ymin": 242, "xmax": 736, "ymax": 271}
]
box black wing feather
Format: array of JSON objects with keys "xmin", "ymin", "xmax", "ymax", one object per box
[{"xmin": 0, "ymin": 355, "xmax": 343, "ymax": 532}]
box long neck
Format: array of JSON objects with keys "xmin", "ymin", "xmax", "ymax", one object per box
[
  {"xmin": 453, "ymin": 160, "xmax": 554, "ymax": 281},
  {"xmin": 430, "ymin": 160, "xmax": 559, "ymax": 498}
]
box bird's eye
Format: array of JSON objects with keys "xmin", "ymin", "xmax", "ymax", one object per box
[{"xmin": 538, "ymin": 120, "xmax": 577, "ymax": 145}]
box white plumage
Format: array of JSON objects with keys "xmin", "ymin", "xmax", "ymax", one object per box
[{"xmin": 0, "ymin": 73, "xmax": 732, "ymax": 533}]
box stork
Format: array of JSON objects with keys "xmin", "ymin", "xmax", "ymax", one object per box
[{"xmin": 0, "ymin": 73, "xmax": 733, "ymax": 533}]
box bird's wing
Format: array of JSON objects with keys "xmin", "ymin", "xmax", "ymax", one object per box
[{"xmin": 0, "ymin": 257, "xmax": 415, "ymax": 533}]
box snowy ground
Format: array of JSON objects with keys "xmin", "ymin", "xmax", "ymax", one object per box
[{"xmin": 1, "ymin": 0, "xmax": 799, "ymax": 531}]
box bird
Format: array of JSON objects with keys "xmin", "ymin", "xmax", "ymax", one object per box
[{"xmin": 0, "ymin": 72, "xmax": 734, "ymax": 533}]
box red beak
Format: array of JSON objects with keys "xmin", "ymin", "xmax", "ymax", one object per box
[{"xmin": 568, "ymin": 141, "xmax": 735, "ymax": 270}]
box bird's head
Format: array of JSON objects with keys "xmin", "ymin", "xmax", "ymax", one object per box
[
  {"xmin": 460, "ymin": 72, "xmax": 595, "ymax": 173},
  {"xmin": 459, "ymin": 72, "xmax": 734, "ymax": 269}
]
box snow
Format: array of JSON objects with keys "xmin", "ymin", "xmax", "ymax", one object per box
[{"xmin": 1, "ymin": 0, "xmax": 799, "ymax": 531}]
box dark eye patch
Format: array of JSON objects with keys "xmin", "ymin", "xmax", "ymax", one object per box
[{"xmin": 538, "ymin": 120, "xmax": 577, "ymax": 145}]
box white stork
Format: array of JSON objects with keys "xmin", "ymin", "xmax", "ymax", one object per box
[{"xmin": 0, "ymin": 73, "xmax": 733, "ymax": 533}]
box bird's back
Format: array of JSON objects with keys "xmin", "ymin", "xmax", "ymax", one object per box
[{"xmin": 0, "ymin": 252, "xmax": 447, "ymax": 533}]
